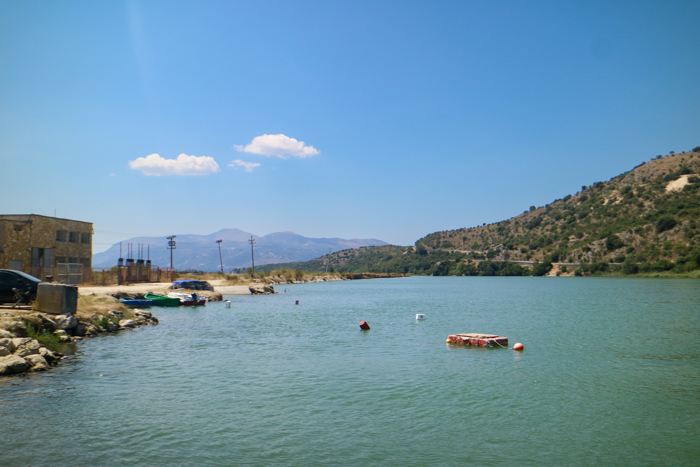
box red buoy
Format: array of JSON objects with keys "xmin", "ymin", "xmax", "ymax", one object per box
[
  {"xmin": 513, "ymin": 342, "xmax": 524, "ymax": 351},
  {"xmin": 359, "ymin": 321, "xmax": 370, "ymax": 330}
]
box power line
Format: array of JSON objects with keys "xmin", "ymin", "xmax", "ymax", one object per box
[
  {"xmin": 216, "ymin": 239, "xmax": 224, "ymax": 274},
  {"xmin": 248, "ymin": 236, "xmax": 256, "ymax": 277}
]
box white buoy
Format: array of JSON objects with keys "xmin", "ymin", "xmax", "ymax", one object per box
[
  {"xmin": 416, "ymin": 313, "xmax": 426, "ymax": 320},
  {"xmin": 225, "ymin": 300, "xmax": 231, "ymax": 308}
]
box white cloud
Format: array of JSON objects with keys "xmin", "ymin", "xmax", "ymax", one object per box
[
  {"xmin": 234, "ymin": 134, "xmax": 319, "ymax": 158},
  {"xmin": 228, "ymin": 159, "xmax": 261, "ymax": 172},
  {"xmin": 128, "ymin": 153, "xmax": 220, "ymax": 176}
]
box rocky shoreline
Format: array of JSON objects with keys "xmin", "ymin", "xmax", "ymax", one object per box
[{"xmin": 0, "ymin": 308, "xmax": 158, "ymax": 377}]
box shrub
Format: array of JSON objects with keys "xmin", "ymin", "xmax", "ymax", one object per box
[
  {"xmin": 651, "ymin": 260, "xmax": 675, "ymax": 272},
  {"xmin": 605, "ymin": 235, "xmax": 625, "ymax": 251},
  {"xmin": 622, "ymin": 260, "xmax": 638, "ymax": 275},
  {"xmin": 656, "ymin": 217, "xmax": 677, "ymax": 233},
  {"xmin": 574, "ymin": 268, "xmax": 583, "ymax": 276}
]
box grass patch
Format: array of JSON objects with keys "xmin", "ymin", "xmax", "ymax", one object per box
[{"xmin": 25, "ymin": 322, "xmax": 73, "ymax": 353}]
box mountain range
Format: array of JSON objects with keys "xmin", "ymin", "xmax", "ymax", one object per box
[{"xmin": 92, "ymin": 229, "xmax": 388, "ymax": 271}]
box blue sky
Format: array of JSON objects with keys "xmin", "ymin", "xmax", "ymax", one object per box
[{"xmin": 1, "ymin": 1, "xmax": 698, "ymax": 253}]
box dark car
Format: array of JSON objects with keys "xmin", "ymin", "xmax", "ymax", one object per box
[{"xmin": 0, "ymin": 269, "xmax": 43, "ymax": 304}]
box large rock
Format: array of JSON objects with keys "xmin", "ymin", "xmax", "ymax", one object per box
[
  {"xmin": 54, "ymin": 314, "xmax": 78, "ymax": 331},
  {"xmin": 0, "ymin": 346, "xmax": 10, "ymax": 357},
  {"xmin": 7, "ymin": 321, "xmax": 27, "ymax": 337},
  {"xmin": 38, "ymin": 347, "xmax": 58, "ymax": 363},
  {"xmin": 14, "ymin": 339, "xmax": 41, "ymax": 357},
  {"xmin": 74, "ymin": 323, "xmax": 88, "ymax": 337},
  {"xmin": 0, "ymin": 355, "xmax": 27, "ymax": 375},
  {"xmin": 0, "ymin": 329, "xmax": 11, "ymax": 339},
  {"xmin": 105, "ymin": 321, "xmax": 119, "ymax": 332},
  {"xmin": 54, "ymin": 330, "xmax": 72, "ymax": 342},
  {"xmin": 25, "ymin": 354, "xmax": 49, "ymax": 371},
  {"xmin": 40, "ymin": 316, "xmax": 57, "ymax": 332},
  {"xmin": 133, "ymin": 309, "xmax": 152, "ymax": 319},
  {"xmin": 0, "ymin": 337, "xmax": 14, "ymax": 353},
  {"xmin": 86, "ymin": 325, "xmax": 99, "ymax": 336},
  {"xmin": 12, "ymin": 337, "xmax": 31, "ymax": 349},
  {"xmin": 119, "ymin": 319, "xmax": 135, "ymax": 328},
  {"xmin": 109, "ymin": 310, "xmax": 125, "ymax": 320}
]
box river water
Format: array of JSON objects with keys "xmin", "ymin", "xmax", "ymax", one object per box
[{"xmin": 1, "ymin": 277, "xmax": 698, "ymax": 466}]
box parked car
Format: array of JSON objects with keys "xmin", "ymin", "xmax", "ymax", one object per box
[{"xmin": 0, "ymin": 269, "xmax": 43, "ymax": 304}]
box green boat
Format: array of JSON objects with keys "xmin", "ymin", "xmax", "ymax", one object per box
[{"xmin": 144, "ymin": 292, "xmax": 181, "ymax": 307}]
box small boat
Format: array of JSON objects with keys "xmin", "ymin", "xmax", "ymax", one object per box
[
  {"xmin": 446, "ymin": 333, "xmax": 508, "ymax": 348},
  {"xmin": 144, "ymin": 292, "xmax": 181, "ymax": 307},
  {"xmin": 167, "ymin": 292, "xmax": 207, "ymax": 306},
  {"xmin": 118, "ymin": 299, "xmax": 153, "ymax": 308}
]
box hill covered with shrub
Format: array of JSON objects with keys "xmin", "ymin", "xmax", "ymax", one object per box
[{"xmin": 260, "ymin": 147, "xmax": 700, "ymax": 277}]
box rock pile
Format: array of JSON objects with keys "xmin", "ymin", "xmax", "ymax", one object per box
[
  {"xmin": 0, "ymin": 309, "xmax": 158, "ymax": 377},
  {"xmin": 0, "ymin": 331, "xmax": 59, "ymax": 375}
]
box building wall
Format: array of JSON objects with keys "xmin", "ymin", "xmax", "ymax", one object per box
[{"xmin": 0, "ymin": 215, "xmax": 93, "ymax": 269}]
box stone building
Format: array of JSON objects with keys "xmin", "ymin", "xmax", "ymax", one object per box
[{"xmin": 0, "ymin": 214, "xmax": 93, "ymax": 279}]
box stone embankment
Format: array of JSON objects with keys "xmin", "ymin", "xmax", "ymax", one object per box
[{"xmin": 0, "ymin": 308, "xmax": 158, "ymax": 377}]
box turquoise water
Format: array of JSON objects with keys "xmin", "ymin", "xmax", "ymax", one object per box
[{"xmin": 1, "ymin": 277, "xmax": 699, "ymax": 465}]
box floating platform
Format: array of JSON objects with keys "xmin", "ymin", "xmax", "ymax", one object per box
[{"xmin": 447, "ymin": 333, "xmax": 508, "ymax": 348}]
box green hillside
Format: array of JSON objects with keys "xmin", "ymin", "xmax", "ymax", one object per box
[{"xmin": 260, "ymin": 148, "xmax": 700, "ymax": 277}]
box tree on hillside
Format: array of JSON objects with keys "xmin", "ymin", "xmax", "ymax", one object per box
[
  {"xmin": 656, "ymin": 217, "xmax": 677, "ymax": 233},
  {"xmin": 605, "ymin": 234, "xmax": 624, "ymax": 251},
  {"xmin": 532, "ymin": 260, "xmax": 553, "ymax": 276}
]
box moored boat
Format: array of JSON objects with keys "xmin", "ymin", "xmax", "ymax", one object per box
[
  {"xmin": 144, "ymin": 292, "xmax": 181, "ymax": 307},
  {"xmin": 118, "ymin": 298, "xmax": 153, "ymax": 308},
  {"xmin": 167, "ymin": 292, "xmax": 207, "ymax": 306}
]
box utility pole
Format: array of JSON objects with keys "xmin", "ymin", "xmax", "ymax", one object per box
[
  {"xmin": 325, "ymin": 247, "xmax": 332, "ymax": 273},
  {"xmin": 248, "ymin": 236, "xmax": 256, "ymax": 277},
  {"xmin": 167, "ymin": 235, "xmax": 177, "ymax": 270},
  {"xmin": 216, "ymin": 239, "xmax": 224, "ymax": 274}
]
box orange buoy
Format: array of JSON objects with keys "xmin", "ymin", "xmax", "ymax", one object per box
[
  {"xmin": 359, "ymin": 321, "xmax": 370, "ymax": 330},
  {"xmin": 513, "ymin": 342, "xmax": 524, "ymax": 351}
]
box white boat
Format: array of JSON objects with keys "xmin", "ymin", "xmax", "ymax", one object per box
[{"xmin": 167, "ymin": 292, "xmax": 207, "ymax": 306}]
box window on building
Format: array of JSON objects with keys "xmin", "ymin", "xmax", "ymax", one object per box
[
  {"xmin": 69, "ymin": 231, "xmax": 79, "ymax": 243},
  {"xmin": 80, "ymin": 232, "xmax": 90, "ymax": 244},
  {"xmin": 31, "ymin": 247, "xmax": 51, "ymax": 268},
  {"xmin": 55, "ymin": 256, "xmax": 66, "ymax": 266},
  {"xmin": 81, "ymin": 258, "xmax": 91, "ymax": 268},
  {"xmin": 56, "ymin": 230, "xmax": 67, "ymax": 242},
  {"xmin": 69, "ymin": 257, "xmax": 79, "ymax": 264},
  {"xmin": 9, "ymin": 260, "xmax": 22, "ymax": 268}
]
